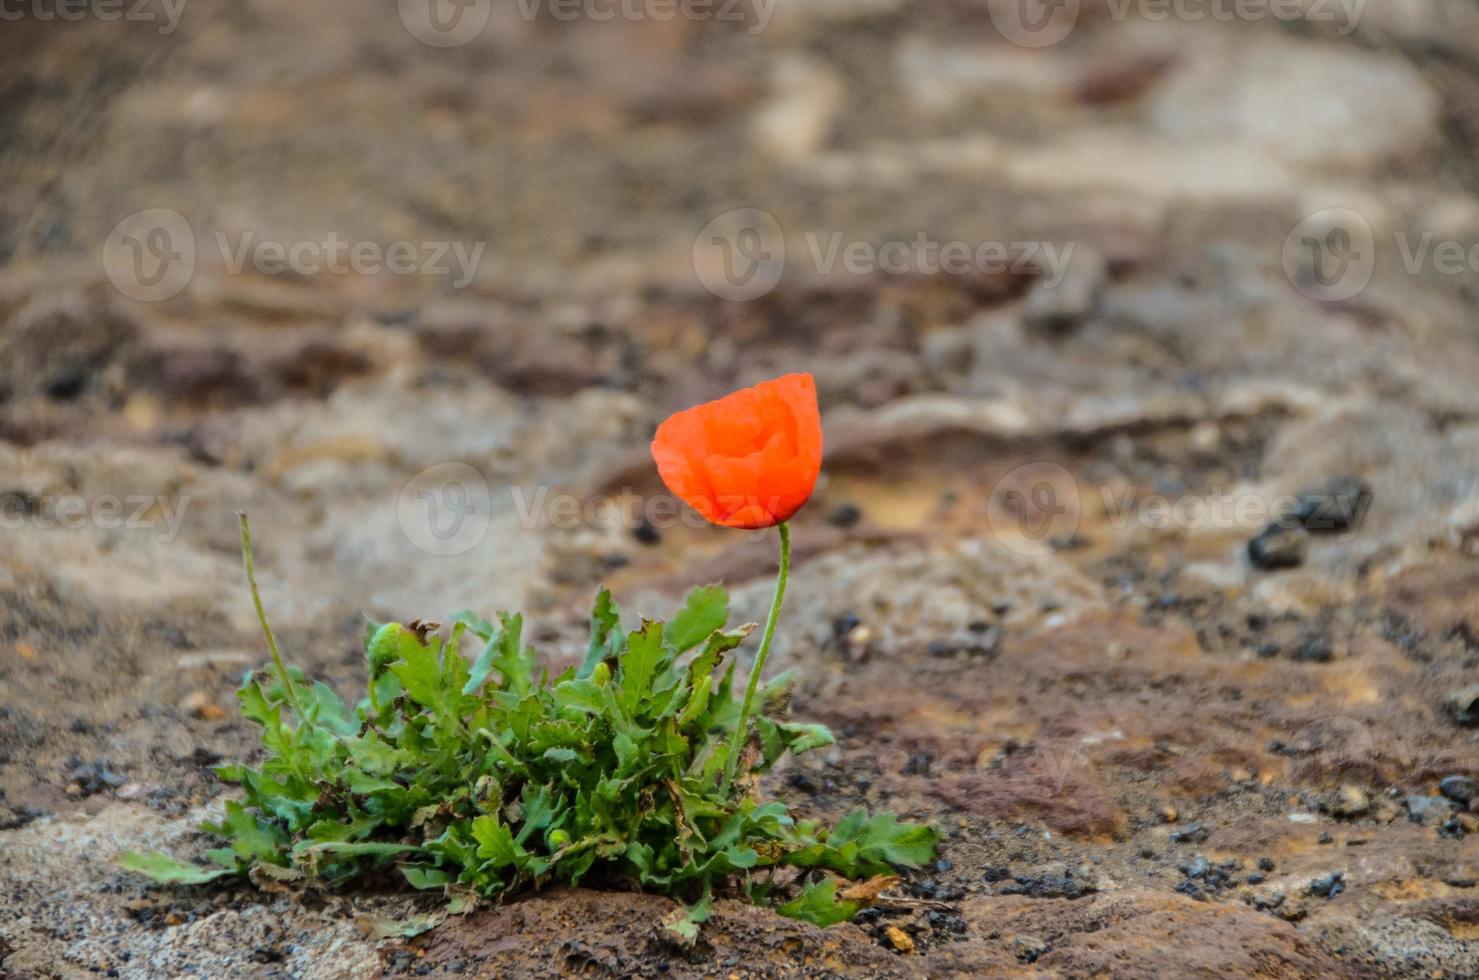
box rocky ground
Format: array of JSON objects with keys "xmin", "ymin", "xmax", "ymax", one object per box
[{"xmin": 3, "ymin": 0, "xmax": 1479, "ymax": 976}]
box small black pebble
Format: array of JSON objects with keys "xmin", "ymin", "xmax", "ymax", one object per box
[
  {"xmin": 1259, "ymin": 857, "xmax": 1276, "ymax": 872},
  {"xmin": 827, "ymin": 503, "xmax": 863, "ymax": 529},
  {"xmin": 1170, "ymin": 822, "xmax": 1208, "ymax": 844},
  {"xmin": 1248, "ymin": 525, "xmax": 1307, "ymax": 571},
  {"xmin": 1439, "ymin": 775, "xmax": 1478, "ymax": 804},
  {"xmin": 1309, "ymin": 872, "xmax": 1345, "ymax": 899},
  {"xmin": 1288, "ymin": 477, "xmax": 1370, "ymax": 534},
  {"xmin": 787, "ymin": 771, "xmax": 816, "ymax": 793}
]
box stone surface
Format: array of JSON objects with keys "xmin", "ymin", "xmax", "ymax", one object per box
[{"xmin": 5, "ymin": 2, "xmax": 1479, "ymax": 977}]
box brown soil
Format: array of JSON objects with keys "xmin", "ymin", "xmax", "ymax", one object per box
[{"xmin": 3, "ymin": 1, "xmax": 1479, "ymax": 977}]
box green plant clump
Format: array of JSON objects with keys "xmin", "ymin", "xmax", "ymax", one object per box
[{"xmin": 122, "ymin": 530, "xmax": 935, "ymax": 935}]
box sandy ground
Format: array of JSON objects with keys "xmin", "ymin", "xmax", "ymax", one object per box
[{"xmin": 2, "ymin": 0, "xmax": 1479, "ymax": 976}]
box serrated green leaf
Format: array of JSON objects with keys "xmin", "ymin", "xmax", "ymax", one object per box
[
  {"xmin": 613, "ymin": 730, "xmax": 641, "ymax": 776},
  {"xmin": 471, "ymin": 816, "xmax": 522, "ymax": 867},
  {"xmin": 777, "ymin": 878, "xmax": 859, "ymax": 927},
  {"xmin": 579, "ymin": 588, "xmax": 623, "ymax": 678},
  {"xmin": 619, "ymin": 620, "xmax": 665, "ymax": 708},
  {"xmin": 389, "ymin": 629, "xmax": 444, "ymax": 711},
  {"xmin": 449, "ymin": 610, "xmax": 494, "ymax": 641},
  {"xmin": 664, "ymin": 585, "xmax": 729, "ymax": 654}
]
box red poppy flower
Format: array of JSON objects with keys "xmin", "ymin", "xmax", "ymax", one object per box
[{"xmin": 651, "ymin": 373, "xmax": 823, "ymax": 529}]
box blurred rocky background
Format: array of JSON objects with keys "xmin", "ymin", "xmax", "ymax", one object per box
[{"xmin": 2, "ymin": 0, "xmax": 1478, "ymax": 975}]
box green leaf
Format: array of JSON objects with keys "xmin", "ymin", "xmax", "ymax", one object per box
[
  {"xmin": 513, "ymin": 784, "xmax": 560, "ymax": 846},
  {"xmin": 835, "ymin": 811, "xmax": 937, "ymax": 870},
  {"xmin": 389, "ymin": 629, "xmax": 445, "ymax": 711},
  {"xmin": 579, "ymin": 588, "xmax": 623, "ymax": 678},
  {"xmin": 472, "ymin": 614, "xmax": 535, "ymax": 698},
  {"xmin": 401, "ymin": 865, "xmax": 454, "ymax": 890},
  {"xmin": 619, "ymin": 620, "xmax": 665, "ymax": 708},
  {"xmin": 305, "ymin": 681, "xmax": 356, "ymax": 737},
  {"xmin": 777, "ymin": 878, "xmax": 859, "ymax": 927},
  {"xmin": 776, "ymin": 721, "xmax": 834, "ymax": 755},
  {"xmin": 117, "ymin": 851, "xmax": 236, "ymax": 884},
  {"xmin": 665, "ymin": 889, "xmax": 713, "ymax": 942},
  {"xmin": 294, "ymin": 841, "xmax": 425, "ymax": 860},
  {"xmin": 664, "ymin": 585, "xmax": 728, "ymax": 654},
  {"xmin": 471, "ymin": 816, "xmax": 522, "ymax": 868},
  {"xmin": 450, "ymin": 611, "xmax": 495, "ymax": 641},
  {"xmin": 613, "ymin": 731, "xmax": 641, "ymax": 776}
]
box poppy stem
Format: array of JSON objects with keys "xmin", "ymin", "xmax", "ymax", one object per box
[
  {"xmin": 238, "ymin": 513, "xmax": 303, "ymax": 718},
  {"xmin": 722, "ymin": 520, "xmax": 791, "ymax": 795}
]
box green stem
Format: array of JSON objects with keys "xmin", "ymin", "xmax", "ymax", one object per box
[
  {"xmin": 238, "ymin": 513, "xmax": 303, "ymax": 717},
  {"xmin": 722, "ymin": 521, "xmax": 791, "ymax": 794}
]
